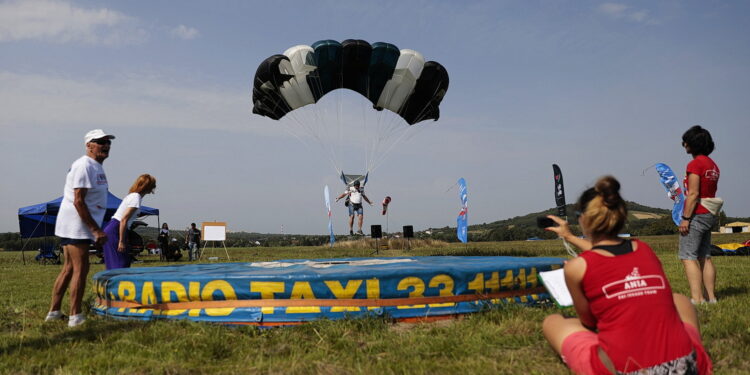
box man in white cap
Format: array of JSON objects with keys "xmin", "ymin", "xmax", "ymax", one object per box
[{"xmin": 46, "ymin": 129, "xmax": 114, "ymax": 327}]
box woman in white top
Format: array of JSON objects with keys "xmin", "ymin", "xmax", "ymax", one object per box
[{"xmin": 103, "ymin": 174, "xmax": 156, "ymax": 270}]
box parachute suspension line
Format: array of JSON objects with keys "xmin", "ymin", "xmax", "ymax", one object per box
[
  {"xmin": 369, "ymin": 81, "xmax": 399, "ymax": 174},
  {"xmin": 252, "ymin": 75, "xmax": 339, "ymax": 171},
  {"xmin": 335, "ymin": 73, "xmax": 345, "ymax": 177},
  {"xmin": 363, "ymin": 77, "xmax": 374, "ymax": 175},
  {"xmin": 305, "ymin": 76, "xmax": 332, "ymax": 171},
  {"xmin": 284, "ymin": 110, "xmax": 341, "ymax": 174},
  {"xmin": 289, "ymin": 90, "xmax": 341, "ymax": 173},
  {"xmin": 364, "ymin": 79, "xmax": 378, "ymax": 175},
  {"xmin": 368, "ymin": 120, "xmax": 425, "ymax": 175},
  {"xmin": 370, "ymin": 81, "xmax": 390, "ymax": 171},
  {"xmin": 315, "ymin": 79, "xmax": 340, "ymax": 175},
  {"xmin": 368, "ymin": 112, "xmax": 396, "ymax": 173},
  {"xmin": 368, "ymin": 109, "xmax": 408, "ymax": 173}
]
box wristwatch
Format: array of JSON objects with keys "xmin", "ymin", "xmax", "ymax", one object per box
[{"xmin": 681, "ymin": 216, "xmax": 692, "ymax": 221}]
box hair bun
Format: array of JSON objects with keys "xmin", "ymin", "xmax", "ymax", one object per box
[{"xmin": 595, "ymin": 176, "xmax": 622, "ymax": 208}]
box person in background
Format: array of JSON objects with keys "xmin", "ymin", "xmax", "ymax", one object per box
[
  {"xmin": 47, "ymin": 129, "xmax": 115, "ymax": 328},
  {"xmin": 679, "ymin": 125, "xmax": 721, "ymax": 304},
  {"xmin": 166, "ymin": 238, "xmax": 183, "ymax": 261},
  {"xmin": 335, "ymin": 180, "xmax": 373, "ymax": 235},
  {"xmin": 186, "ymin": 222, "xmax": 201, "ymax": 261},
  {"xmin": 102, "ymin": 174, "xmax": 156, "ymax": 270},
  {"xmin": 542, "ymin": 176, "xmax": 711, "ymax": 374},
  {"xmin": 158, "ymin": 223, "xmax": 170, "ymax": 261}
]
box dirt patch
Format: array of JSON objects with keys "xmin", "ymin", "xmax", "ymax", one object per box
[
  {"xmin": 632, "ymin": 212, "xmax": 662, "ymax": 220},
  {"xmin": 389, "ymin": 317, "xmax": 460, "ymax": 333}
]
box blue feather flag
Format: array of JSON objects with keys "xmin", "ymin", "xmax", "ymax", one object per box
[
  {"xmin": 654, "ymin": 163, "xmax": 685, "ymax": 226},
  {"xmin": 457, "ymin": 178, "xmax": 468, "ymax": 243},
  {"xmin": 324, "ymin": 185, "xmax": 335, "ymax": 246}
]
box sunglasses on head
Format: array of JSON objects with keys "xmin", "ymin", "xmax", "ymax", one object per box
[{"xmin": 91, "ymin": 138, "xmax": 111, "ymax": 145}]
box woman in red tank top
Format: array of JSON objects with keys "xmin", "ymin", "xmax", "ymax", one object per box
[
  {"xmin": 540, "ymin": 176, "xmax": 711, "ymax": 374},
  {"xmin": 679, "ymin": 125, "xmax": 720, "ymax": 304}
]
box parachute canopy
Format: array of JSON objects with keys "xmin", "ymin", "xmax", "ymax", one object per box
[{"xmin": 252, "ymin": 39, "xmax": 449, "ymax": 125}]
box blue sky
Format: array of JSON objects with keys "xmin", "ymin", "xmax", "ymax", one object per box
[{"xmin": 1, "ymin": 0, "xmax": 749, "ymax": 235}]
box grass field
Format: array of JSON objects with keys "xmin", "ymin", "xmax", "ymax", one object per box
[{"xmin": 1, "ymin": 233, "xmax": 749, "ymax": 374}]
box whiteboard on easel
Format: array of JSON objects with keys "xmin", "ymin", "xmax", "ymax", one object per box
[{"xmin": 202, "ymin": 222, "xmax": 226, "ymax": 241}]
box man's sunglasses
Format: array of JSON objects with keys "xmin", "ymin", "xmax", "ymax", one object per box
[{"xmin": 91, "ymin": 138, "xmax": 111, "ymax": 145}]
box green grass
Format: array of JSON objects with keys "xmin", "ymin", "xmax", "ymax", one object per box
[{"xmin": 1, "ymin": 233, "xmax": 749, "ymax": 374}]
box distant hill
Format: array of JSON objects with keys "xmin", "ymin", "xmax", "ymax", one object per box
[
  {"xmin": 424, "ymin": 201, "xmax": 677, "ymax": 242},
  {"xmin": 480, "ymin": 201, "xmax": 668, "ymax": 230},
  {"xmin": 2, "ymin": 202, "xmax": 747, "ymax": 250}
]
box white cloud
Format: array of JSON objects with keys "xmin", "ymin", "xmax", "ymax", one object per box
[
  {"xmin": 171, "ymin": 24, "xmax": 199, "ymax": 40},
  {"xmin": 597, "ymin": 3, "xmax": 655, "ymax": 24},
  {"xmin": 628, "ymin": 10, "xmax": 649, "ymax": 23},
  {"xmin": 0, "ymin": 71, "xmax": 273, "ymax": 135},
  {"xmin": 598, "ymin": 2, "xmax": 629, "ymax": 17},
  {"xmin": 0, "ymin": 0, "xmax": 145, "ymax": 44}
]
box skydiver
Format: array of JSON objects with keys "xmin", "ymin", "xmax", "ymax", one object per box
[{"xmin": 335, "ymin": 180, "xmax": 372, "ymax": 235}]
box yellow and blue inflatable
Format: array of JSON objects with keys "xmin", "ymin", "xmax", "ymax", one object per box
[{"xmin": 93, "ymin": 256, "xmax": 563, "ymax": 326}]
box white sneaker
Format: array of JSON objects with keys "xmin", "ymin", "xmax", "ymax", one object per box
[
  {"xmin": 68, "ymin": 314, "xmax": 86, "ymax": 327},
  {"xmin": 44, "ymin": 310, "xmax": 65, "ymax": 322}
]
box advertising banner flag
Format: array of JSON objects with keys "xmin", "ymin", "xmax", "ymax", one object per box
[
  {"xmin": 457, "ymin": 178, "xmax": 468, "ymax": 243},
  {"xmin": 553, "ymin": 164, "xmax": 567, "ymax": 218},
  {"xmin": 324, "ymin": 185, "xmax": 335, "ymax": 246}
]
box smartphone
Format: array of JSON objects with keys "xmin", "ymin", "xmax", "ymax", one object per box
[{"xmin": 537, "ymin": 216, "xmax": 555, "ymax": 229}]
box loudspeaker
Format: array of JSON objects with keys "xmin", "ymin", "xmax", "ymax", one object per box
[
  {"xmin": 371, "ymin": 225, "xmax": 382, "ymax": 239},
  {"xmin": 403, "ymin": 225, "xmax": 414, "ymax": 238}
]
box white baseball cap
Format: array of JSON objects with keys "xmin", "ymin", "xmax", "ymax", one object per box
[{"xmin": 84, "ymin": 129, "xmax": 115, "ymax": 144}]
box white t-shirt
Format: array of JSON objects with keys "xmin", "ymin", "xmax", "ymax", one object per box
[
  {"xmin": 112, "ymin": 192, "xmax": 141, "ymax": 228},
  {"xmin": 55, "ymin": 155, "xmax": 108, "ymax": 240},
  {"xmin": 347, "ymin": 186, "xmax": 363, "ymax": 204}
]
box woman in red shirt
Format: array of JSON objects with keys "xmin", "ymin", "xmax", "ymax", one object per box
[
  {"xmin": 679, "ymin": 125, "xmax": 720, "ymax": 304},
  {"xmin": 541, "ymin": 176, "xmax": 711, "ymax": 374}
]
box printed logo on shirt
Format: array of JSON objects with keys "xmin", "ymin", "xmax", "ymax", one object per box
[
  {"xmin": 705, "ymin": 167, "xmax": 719, "ymax": 181},
  {"xmin": 97, "ymin": 173, "xmax": 107, "ymax": 185},
  {"xmin": 601, "ymin": 267, "xmax": 666, "ymax": 300}
]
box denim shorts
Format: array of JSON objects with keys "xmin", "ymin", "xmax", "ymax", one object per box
[
  {"xmin": 348, "ymin": 203, "xmax": 363, "ymax": 216},
  {"xmin": 59, "ymin": 237, "xmax": 92, "ymax": 246},
  {"xmin": 678, "ymin": 214, "xmax": 716, "ymax": 260}
]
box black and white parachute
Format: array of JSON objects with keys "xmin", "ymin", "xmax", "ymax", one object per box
[
  {"xmin": 252, "ymin": 39, "xmax": 449, "ymax": 125},
  {"xmin": 251, "ymin": 40, "xmax": 449, "ymax": 183}
]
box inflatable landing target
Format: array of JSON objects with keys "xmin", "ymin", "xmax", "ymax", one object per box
[{"xmin": 92, "ymin": 256, "xmax": 563, "ymax": 326}]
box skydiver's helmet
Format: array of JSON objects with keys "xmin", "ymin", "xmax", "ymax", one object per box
[{"xmin": 353, "ymin": 180, "xmax": 360, "ymax": 187}]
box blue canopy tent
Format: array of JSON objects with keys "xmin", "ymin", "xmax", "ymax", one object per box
[{"xmin": 17, "ymin": 192, "xmax": 159, "ymax": 264}]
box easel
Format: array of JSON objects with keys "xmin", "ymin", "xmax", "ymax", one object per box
[
  {"xmin": 198, "ymin": 222, "xmax": 231, "ymax": 261},
  {"xmin": 200, "ymin": 240, "xmax": 231, "ymax": 261}
]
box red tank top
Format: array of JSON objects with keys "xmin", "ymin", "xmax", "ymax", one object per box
[
  {"xmin": 684, "ymin": 155, "xmax": 720, "ymax": 215},
  {"xmin": 580, "ymin": 240, "xmax": 693, "ymax": 373}
]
